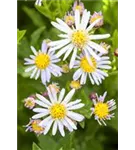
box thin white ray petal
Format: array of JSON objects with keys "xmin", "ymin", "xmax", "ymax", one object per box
[
  {"xmin": 88, "ymin": 73, "xmax": 95, "ymax": 85},
  {"xmin": 63, "ymin": 44, "xmax": 74, "ymax": 61},
  {"xmin": 45, "ymin": 68, "xmax": 51, "ymax": 83},
  {"xmin": 25, "ymin": 66, "xmax": 36, "ymax": 72},
  {"xmin": 84, "ymin": 48, "xmax": 93, "ymax": 66},
  {"xmin": 65, "ymin": 117, "xmax": 77, "ymax": 130},
  {"xmin": 75, "ymin": 9, "xmax": 80, "ymax": 30},
  {"xmin": 98, "ymin": 65, "xmax": 112, "ymax": 69},
  {"xmin": 88, "ymin": 41, "xmax": 106, "ymax": 53},
  {"xmin": 56, "ymin": 44, "xmax": 72, "ymax": 58},
  {"xmin": 86, "ymin": 18, "xmax": 102, "ymax": 32},
  {"xmin": 32, "ymin": 112, "xmax": 48, "ymax": 119},
  {"xmin": 89, "ymin": 34, "xmax": 110, "ymax": 40},
  {"xmin": 81, "ymin": 10, "xmax": 90, "ymax": 30},
  {"xmin": 41, "ymin": 70, "xmax": 46, "ymax": 84},
  {"xmin": 35, "ymin": 69, "xmax": 40, "ymax": 80},
  {"xmin": 58, "ymin": 88, "xmax": 65, "ymax": 103},
  {"xmin": 52, "ymin": 121, "xmax": 58, "ymax": 135},
  {"xmin": 58, "ymin": 34, "xmax": 69, "ymax": 38},
  {"xmin": 73, "ymin": 68, "xmax": 83, "ymax": 80},
  {"xmin": 62, "ymin": 89, "xmax": 75, "ymax": 104},
  {"xmin": 30, "ymin": 67, "xmax": 37, "ymax": 78},
  {"xmin": 41, "ymin": 41, "xmax": 48, "ymax": 53},
  {"xmin": 92, "ymin": 73, "xmax": 99, "ymax": 85},
  {"xmin": 80, "ymin": 72, "xmax": 85, "ymax": 85},
  {"xmin": 47, "ymin": 87, "xmax": 56, "ymax": 103},
  {"xmin": 35, "ymin": 100, "xmax": 50, "ymax": 108},
  {"xmin": 69, "ymin": 47, "xmax": 77, "ymax": 69},
  {"xmin": 48, "ymin": 39, "xmax": 70, "ymax": 47},
  {"xmin": 57, "ymin": 120, "xmax": 65, "ymax": 137},
  {"xmin": 67, "ymin": 103, "xmax": 85, "ymax": 110},
  {"xmin": 66, "ymin": 99, "xmax": 82, "ymax": 107},
  {"xmin": 36, "ymin": 94, "xmax": 52, "ymax": 106},
  {"xmin": 98, "ymin": 61, "xmax": 111, "ymax": 65},
  {"xmin": 44, "ymin": 119, "xmax": 54, "ymax": 135},
  {"xmin": 33, "ymin": 108, "xmax": 49, "ymax": 113},
  {"xmin": 39, "ymin": 116, "xmax": 52, "ymax": 127},
  {"xmin": 96, "ymin": 69, "xmax": 108, "ymax": 77},
  {"xmin": 62, "ymin": 119, "xmax": 73, "ymax": 132},
  {"xmin": 67, "ymin": 111, "xmax": 84, "ymax": 122},
  {"xmin": 30, "ymin": 46, "xmax": 37, "ymax": 55}
]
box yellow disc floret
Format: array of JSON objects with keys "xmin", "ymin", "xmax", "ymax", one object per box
[
  {"xmin": 94, "ymin": 103, "xmax": 109, "ymax": 119},
  {"xmin": 50, "ymin": 103, "xmax": 66, "ymax": 119},
  {"xmin": 70, "ymin": 80, "xmax": 81, "ymax": 89},
  {"xmin": 35, "ymin": 53, "xmax": 50, "ymax": 70},
  {"xmin": 31, "ymin": 120, "xmax": 44, "ymax": 133},
  {"xmin": 80, "ymin": 57, "xmax": 97, "ymax": 73}
]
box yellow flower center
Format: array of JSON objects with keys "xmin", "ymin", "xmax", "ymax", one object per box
[
  {"xmin": 31, "ymin": 120, "xmax": 44, "ymax": 132},
  {"xmin": 50, "ymin": 103, "xmax": 66, "ymax": 119},
  {"xmin": 75, "ymin": 5, "xmax": 82, "ymax": 11},
  {"xmin": 65, "ymin": 16, "xmax": 74, "ymax": 24},
  {"xmin": 80, "ymin": 57, "xmax": 97, "ymax": 73},
  {"xmin": 70, "ymin": 80, "xmax": 81, "ymax": 89},
  {"xmin": 35, "ymin": 53, "xmax": 50, "ymax": 70},
  {"xmin": 94, "ymin": 103, "xmax": 109, "ymax": 119},
  {"xmin": 71, "ymin": 30, "xmax": 88, "ymax": 49},
  {"xmin": 90, "ymin": 15, "xmax": 103, "ymax": 24}
]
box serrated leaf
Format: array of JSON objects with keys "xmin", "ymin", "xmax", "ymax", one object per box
[
  {"xmin": 32, "ymin": 143, "xmax": 41, "ymax": 150},
  {"xmin": 23, "ymin": 6, "xmax": 45, "ymax": 27},
  {"xmin": 17, "ymin": 29, "xmax": 26, "ymax": 44},
  {"xmin": 31, "ymin": 26, "xmax": 46, "ymax": 45}
]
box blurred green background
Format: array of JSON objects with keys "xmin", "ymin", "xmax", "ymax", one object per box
[{"xmin": 17, "ymin": 0, "xmax": 118, "ymax": 150}]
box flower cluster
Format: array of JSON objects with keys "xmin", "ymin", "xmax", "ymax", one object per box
[{"xmin": 24, "ymin": 1, "xmax": 117, "ymax": 137}]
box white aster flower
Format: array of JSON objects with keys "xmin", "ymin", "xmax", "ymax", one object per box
[
  {"xmin": 32, "ymin": 87, "xmax": 85, "ymax": 137},
  {"xmin": 35, "ymin": 0, "xmax": 42, "ymax": 6},
  {"xmin": 48, "ymin": 9, "xmax": 110, "ymax": 68},
  {"xmin": 24, "ymin": 41, "xmax": 62, "ymax": 85},
  {"xmin": 73, "ymin": 52, "xmax": 111, "ymax": 85},
  {"xmin": 90, "ymin": 91, "xmax": 116, "ymax": 126}
]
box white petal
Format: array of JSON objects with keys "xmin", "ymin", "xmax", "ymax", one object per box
[
  {"xmin": 56, "ymin": 18, "xmax": 72, "ymax": 33},
  {"xmin": 65, "ymin": 117, "xmax": 77, "ymax": 130},
  {"xmin": 86, "ymin": 46, "xmax": 100, "ymax": 60},
  {"xmin": 89, "ymin": 34, "xmax": 110, "ymax": 40},
  {"xmin": 75, "ymin": 9, "xmax": 80, "ymax": 30},
  {"xmin": 67, "ymin": 99, "xmax": 82, "ymax": 107},
  {"xmin": 96, "ymin": 69, "xmax": 108, "ymax": 77},
  {"xmin": 30, "ymin": 67, "xmax": 37, "ymax": 78},
  {"xmin": 102, "ymin": 91, "xmax": 107, "ymax": 101},
  {"xmin": 57, "ymin": 120, "xmax": 65, "ymax": 137},
  {"xmin": 63, "ymin": 44, "xmax": 74, "ymax": 61},
  {"xmin": 62, "ymin": 89, "xmax": 75, "ymax": 104},
  {"xmin": 88, "ymin": 73, "xmax": 95, "ymax": 85},
  {"xmin": 24, "ymin": 58, "xmax": 34, "ymax": 63},
  {"xmin": 47, "ymin": 87, "xmax": 56, "ymax": 103},
  {"xmin": 98, "ymin": 65, "xmax": 112, "ymax": 69},
  {"xmin": 80, "ymin": 10, "xmax": 90, "ymax": 30},
  {"xmin": 35, "ymin": 69, "xmax": 40, "ymax": 80},
  {"xmin": 69, "ymin": 47, "xmax": 77, "ymax": 69},
  {"xmin": 44, "ymin": 119, "xmax": 54, "ymax": 135},
  {"xmin": 30, "ymin": 55, "xmax": 35, "ymax": 59},
  {"xmin": 41, "ymin": 70, "xmax": 46, "ymax": 84},
  {"xmin": 80, "ymin": 72, "xmax": 85, "ymax": 85},
  {"xmin": 67, "ymin": 103, "xmax": 85, "ymax": 110},
  {"xmin": 33, "ymin": 108, "xmax": 49, "ymax": 114},
  {"xmin": 56, "ymin": 44, "xmax": 72, "ymax": 58},
  {"xmin": 48, "ymin": 39, "xmax": 70, "ymax": 47},
  {"xmin": 35, "ymin": 100, "xmax": 50, "ymax": 108},
  {"xmin": 30, "ymin": 46, "xmax": 37, "ymax": 55},
  {"xmin": 52, "ymin": 121, "xmax": 58, "ymax": 135},
  {"xmin": 51, "ymin": 21, "xmax": 70, "ymax": 33},
  {"xmin": 86, "ymin": 18, "xmax": 102, "ymax": 32},
  {"xmin": 32, "ymin": 112, "xmax": 48, "ymax": 119},
  {"xmin": 93, "ymin": 72, "xmax": 102, "ymax": 84},
  {"xmin": 58, "ymin": 88, "xmax": 65, "ymax": 103},
  {"xmin": 25, "ymin": 66, "xmax": 36, "ymax": 72},
  {"xmin": 92, "ymin": 73, "xmax": 99, "ymax": 85},
  {"xmin": 39, "ymin": 116, "xmax": 52, "ymax": 127},
  {"xmin": 88, "ymin": 41, "xmax": 106, "ymax": 54},
  {"xmin": 58, "ymin": 34, "xmax": 69, "ymax": 38},
  {"xmin": 36, "ymin": 94, "xmax": 52, "ymax": 106},
  {"xmin": 45, "ymin": 68, "xmax": 51, "ymax": 82},
  {"xmin": 98, "ymin": 60, "xmax": 111, "ymax": 65},
  {"xmin": 61, "ymin": 119, "xmax": 73, "ymax": 132},
  {"xmin": 41, "ymin": 41, "xmax": 48, "ymax": 53},
  {"xmin": 73, "ymin": 68, "xmax": 82, "ymax": 80},
  {"xmin": 67, "ymin": 111, "xmax": 84, "ymax": 122}
]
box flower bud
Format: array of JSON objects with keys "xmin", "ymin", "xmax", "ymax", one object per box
[
  {"xmin": 73, "ymin": 1, "xmax": 85, "ymax": 14},
  {"xmin": 24, "ymin": 97, "xmax": 35, "ymax": 109},
  {"xmin": 114, "ymin": 48, "xmax": 118, "ymax": 57},
  {"xmin": 89, "ymin": 92, "xmax": 97, "ymax": 100},
  {"xmin": 64, "ymin": 12, "xmax": 75, "ymax": 26},
  {"xmin": 100, "ymin": 42, "xmax": 110, "ymax": 54},
  {"xmin": 61, "ymin": 64, "xmax": 70, "ymax": 73}
]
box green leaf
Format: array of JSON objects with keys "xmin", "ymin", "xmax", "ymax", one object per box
[
  {"xmin": 17, "ymin": 29, "xmax": 26, "ymax": 44},
  {"xmin": 23, "ymin": 6, "xmax": 45, "ymax": 27},
  {"xmin": 31, "ymin": 26, "xmax": 46, "ymax": 46},
  {"xmin": 111, "ymin": 29, "xmax": 118, "ymax": 49},
  {"xmin": 35, "ymin": 0, "xmax": 73, "ymax": 20},
  {"xmin": 32, "ymin": 143, "xmax": 41, "ymax": 150}
]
